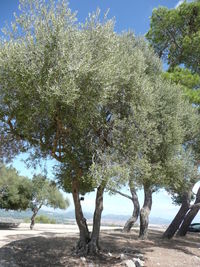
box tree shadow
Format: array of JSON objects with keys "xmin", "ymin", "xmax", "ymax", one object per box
[
  {"xmin": 0, "ymin": 229, "xmax": 200, "ymax": 266},
  {"xmin": 0, "ymin": 234, "xmax": 77, "ymax": 267},
  {"xmin": 101, "ymin": 229, "xmax": 200, "ymax": 258},
  {"xmin": 0, "ymin": 232, "xmax": 124, "ymax": 267}
]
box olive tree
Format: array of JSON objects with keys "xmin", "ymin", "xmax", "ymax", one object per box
[
  {"xmin": 1, "ymin": 0, "xmax": 197, "ymax": 253},
  {"xmin": 29, "ymin": 174, "xmax": 68, "ymax": 229},
  {"xmin": 101, "ymin": 36, "xmax": 199, "ymax": 239},
  {"xmin": 162, "ymin": 147, "xmax": 199, "ymax": 238},
  {"xmin": 146, "ymin": 1, "xmax": 200, "ymax": 238},
  {"xmin": 0, "ymin": 0, "xmax": 123, "ymax": 254},
  {"xmin": 0, "ymin": 164, "xmax": 32, "ymax": 211}
]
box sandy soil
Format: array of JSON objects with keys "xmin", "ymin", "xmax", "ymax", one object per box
[{"xmin": 0, "ymin": 223, "xmax": 200, "ymax": 267}]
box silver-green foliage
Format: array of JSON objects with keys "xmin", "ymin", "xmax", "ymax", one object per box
[
  {"xmin": 30, "ymin": 174, "xmax": 69, "ymax": 210},
  {"xmin": 0, "ymin": 0, "xmax": 198, "ymax": 198},
  {"xmin": 91, "ymin": 35, "xmax": 199, "ymax": 192},
  {"xmin": 0, "ymin": 1, "xmax": 119, "ymax": 188}
]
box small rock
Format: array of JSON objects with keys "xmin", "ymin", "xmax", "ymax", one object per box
[
  {"xmin": 80, "ymin": 257, "xmax": 86, "ymax": 262},
  {"xmin": 120, "ymin": 253, "xmax": 127, "ymax": 260},
  {"xmin": 108, "ymin": 252, "xmax": 112, "ymax": 257},
  {"xmin": 132, "ymin": 258, "xmax": 144, "ymax": 267},
  {"xmin": 123, "ymin": 259, "xmax": 136, "ymax": 267}
]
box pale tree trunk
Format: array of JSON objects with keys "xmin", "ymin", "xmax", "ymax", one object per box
[
  {"xmin": 72, "ymin": 178, "xmax": 105, "ymax": 255},
  {"xmin": 72, "ymin": 178, "xmax": 90, "ymax": 255},
  {"xmin": 30, "ymin": 208, "xmax": 38, "ymax": 230},
  {"xmin": 88, "ymin": 183, "xmax": 105, "ymax": 255},
  {"xmin": 30, "ymin": 203, "xmax": 42, "ymax": 230},
  {"xmin": 123, "ymin": 186, "xmax": 140, "ymax": 233},
  {"xmin": 177, "ymin": 186, "xmax": 200, "ymax": 236},
  {"xmin": 162, "ymin": 190, "xmax": 192, "ymax": 239},
  {"xmin": 139, "ymin": 186, "xmax": 152, "ymax": 240}
]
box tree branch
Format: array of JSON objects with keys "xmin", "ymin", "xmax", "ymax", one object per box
[
  {"xmin": 7, "ymin": 118, "xmax": 24, "ymax": 141},
  {"xmin": 189, "ymin": 202, "xmax": 200, "ymax": 209},
  {"xmin": 108, "ymin": 188, "xmax": 132, "ymax": 201}
]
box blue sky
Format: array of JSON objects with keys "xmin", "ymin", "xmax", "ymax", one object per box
[
  {"xmin": 0, "ymin": 1, "xmax": 185, "ymax": 35},
  {"xmin": 1, "ymin": 0, "xmax": 199, "ymax": 222}
]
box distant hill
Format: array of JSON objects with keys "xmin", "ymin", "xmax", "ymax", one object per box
[
  {"xmin": 66, "ymin": 210, "xmax": 93, "ymax": 220},
  {"xmin": 0, "ymin": 209, "xmax": 170, "ymax": 225},
  {"xmin": 0, "ymin": 209, "xmax": 69, "ymax": 224},
  {"xmin": 66, "ymin": 211, "xmax": 170, "ymax": 224}
]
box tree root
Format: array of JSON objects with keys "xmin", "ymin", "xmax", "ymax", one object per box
[{"xmin": 74, "ymin": 239, "xmax": 101, "ymax": 256}]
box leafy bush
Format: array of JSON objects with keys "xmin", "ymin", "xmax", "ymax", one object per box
[
  {"xmin": 35, "ymin": 215, "xmax": 56, "ymax": 224},
  {"xmin": 24, "ymin": 215, "xmax": 56, "ymax": 224}
]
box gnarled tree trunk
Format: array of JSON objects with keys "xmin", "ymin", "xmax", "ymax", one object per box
[
  {"xmin": 162, "ymin": 190, "xmax": 192, "ymax": 239},
  {"xmin": 177, "ymin": 186, "xmax": 200, "ymax": 236},
  {"xmin": 72, "ymin": 178, "xmax": 105, "ymax": 255},
  {"xmin": 139, "ymin": 186, "xmax": 152, "ymax": 240},
  {"xmin": 30, "ymin": 208, "xmax": 38, "ymax": 230},
  {"xmin": 88, "ymin": 183, "xmax": 105, "ymax": 254},
  {"xmin": 72, "ymin": 178, "xmax": 90, "ymax": 254},
  {"xmin": 30, "ymin": 203, "xmax": 43, "ymax": 230},
  {"xmin": 123, "ymin": 186, "xmax": 140, "ymax": 233}
]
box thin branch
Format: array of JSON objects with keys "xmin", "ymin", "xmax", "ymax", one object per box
[
  {"xmin": 108, "ymin": 188, "xmax": 132, "ymax": 201},
  {"xmin": 51, "ymin": 151, "xmax": 65, "ymax": 162},
  {"xmin": 7, "ymin": 118, "xmax": 24, "ymax": 141},
  {"xmin": 189, "ymin": 202, "xmax": 200, "ymax": 209}
]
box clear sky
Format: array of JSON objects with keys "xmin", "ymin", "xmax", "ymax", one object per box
[
  {"xmin": 1, "ymin": 0, "xmax": 199, "ymax": 222},
  {"xmin": 0, "ymin": 0, "xmax": 186, "ymax": 35}
]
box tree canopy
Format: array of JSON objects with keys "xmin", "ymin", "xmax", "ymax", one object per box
[
  {"xmin": 0, "ymin": 164, "xmax": 32, "ymax": 210},
  {"xmin": 0, "ymin": 0, "xmax": 123, "ymax": 252},
  {"xmin": 146, "ymin": 0, "xmax": 200, "ymax": 104},
  {"xmin": 30, "ymin": 174, "xmax": 68, "ymax": 210},
  {"xmin": 29, "ymin": 174, "xmax": 69, "ymax": 229},
  {"xmin": 146, "ymin": 0, "xmax": 200, "ymax": 238}
]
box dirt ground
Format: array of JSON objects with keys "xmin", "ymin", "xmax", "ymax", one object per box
[{"xmin": 0, "ymin": 224, "xmax": 200, "ymax": 267}]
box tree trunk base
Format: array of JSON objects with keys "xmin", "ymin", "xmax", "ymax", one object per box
[
  {"xmin": 74, "ymin": 239, "xmax": 100, "ymax": 256},
  {"xmin": 87, "ymin": 241, "xmax": 100, "ymax": 255},
  {"xmin": 139, "ymin": 234, "xmax": 148, "ymax": 240},
  {"xmin": 122, "ymin": 227, "xmax": 131, "ymax": 233},
  {"xmin": 122, "ymin": 217, "xmax": 136, "ymax": 233},
  {"xmin": 75, "ymin": 240, "xmax": 89, "ymax": 256},
  {"xmin": 176, "ymin": 232, "xmax": 187, "ymax": 237},
  {"xmin": 162, "ymin": 190, "xmax": 192, "ymax": 239},
  {"xmin": 162, "ymin": 233, "xmax": 172, "ymax": 239},
  {"xmin": 30, "ymin": 221, "xmax": 35, "ymax": 230}
]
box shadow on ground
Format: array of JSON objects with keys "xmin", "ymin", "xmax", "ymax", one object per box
[
  {"xmin": 0, "ymin": 233, "xmax": 78, "ymax": 267},
  {"xmin": 0, "ymin": 229, "xmax": 200, "ymax": 266},
  {"xmin": 102, "ymin": 229, "xmax": 200, "ymax": 257}
]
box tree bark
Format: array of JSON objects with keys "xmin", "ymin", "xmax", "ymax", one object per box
[
  {"xmin": 72, "ymin": 178, "xmax": 90, "ymax": 254},
  {"xmin": 72, "ymin": 178, "xmax": 105, "ymax": 255},
  {"xmin": 177, "ymin": 186, "xmax": 200, "ymax": 236},
  {"xmin": 139, "ymin": 186, "xmax": 152, "ymax": 240},
  {"xmin": 123, "ymin": 186, "xmax": 140, "ymax": 233},
  {"xmin": 30, "ymin": 203, "xmax": 43, "ymax": 230},
  {"xmin": 162, "ymin": 190, "xmax": 192, "ymax": 239},
  {"xmin": 30, "ymin": 208, "xmax": 38, "ymax": 230},
  {"xmin": 88, "ymin": 183, "xmax": 105, "ymax": 254}
]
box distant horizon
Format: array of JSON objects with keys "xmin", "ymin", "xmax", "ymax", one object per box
[
  {"xmin": 1, "ymin": 205, "xmax": 200, "ymax": 224},
  {"xmin": 0, "ymin": 208, "xmax": 171, "ymax": 224}
]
